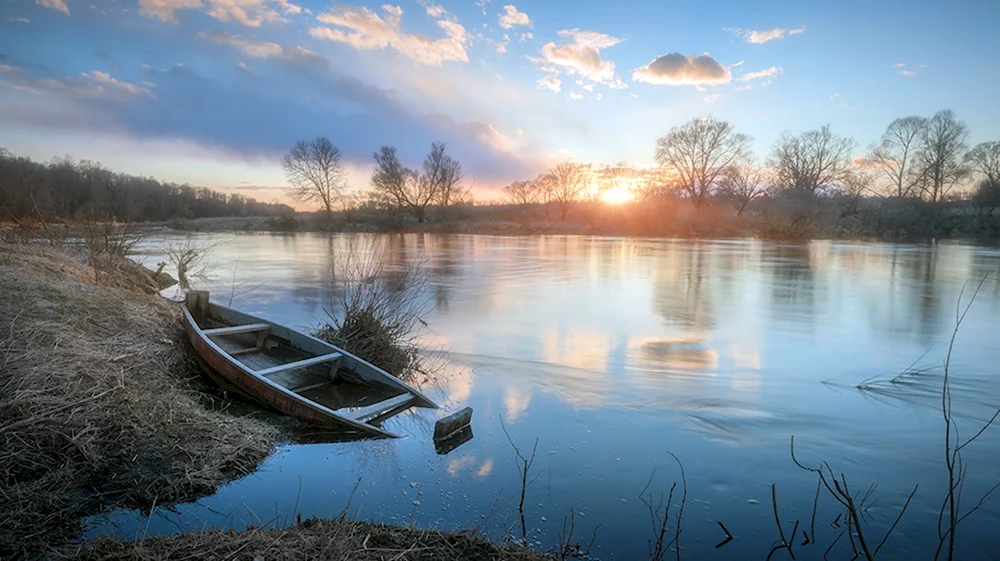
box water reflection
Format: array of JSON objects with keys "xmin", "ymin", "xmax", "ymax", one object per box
[{"xmin": 117, "ymin": 233, "xmax": 1000, "ymax": 560}]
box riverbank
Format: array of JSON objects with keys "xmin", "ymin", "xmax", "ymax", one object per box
[
  {"xmin": 0, "ymin": 242, "xmax": 554, "ymax": 560},
  {"xmin": 162, "ymin": 196, "xmax": 1000, "ymax": 242},
  {"xmin": 59, "ymin": 519, "xmax": 552, "ymax": 560}
]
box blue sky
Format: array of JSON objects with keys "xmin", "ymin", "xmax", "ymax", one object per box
[{"xmin": 1, "ymin": 0, "xmax": 998, "ymax": 200}]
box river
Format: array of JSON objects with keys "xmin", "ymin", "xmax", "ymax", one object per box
[{"xmin": 88, "ymin": 233, "xmax": 1000, "ymax": 560}]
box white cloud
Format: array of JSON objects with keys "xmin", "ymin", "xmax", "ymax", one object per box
[
  {"xmin": 6, "ymin": 17, "xmax": 31, "ymax": 23},
  {"xmin": 893, "ymin": 62, "xmax": 907, "ymax": 68},
  {"xmin": 836, "ymin": 101, "xmax": 848, "ymax": 108},
  {"xmin": 704, "ymin": 93, "xmax": 722, "ymax": 104},
  {"xmin": 632, "ymin": 53, "xmax": 731, "ymax": 86},
  {"xmin": 311, "ymin": 4, "xmax": 468, "ymax": 65},
  {"xmin": 437, "ymin": 19, "xmax": 468, "ymax": 43},
  {"xmin": 422, "ymin": 1, "xmax": 445, "ymax": 17},
  {"xmin": 139, "ymin": 0, "xmax": 303, "ymax": 27},
  {"xmin": 496, "ymin": 43, "xmax": 507, "ymax": 54},
  {"xmin": 568, "ymin": 91, "xmax": 583, "ymax": 99},
  {"xmin": 737, "ymin": 65, "xmax": 782, "ymax": 82},
  {"xmin": 498, "ymin": 5, "xmax": 530, "ymax": 29},
  {"xmin": 199, "ymin": 30, "xmax": 326, "ymax": 68},
  {"xmin": 35, "ymin": 0, "xmax": 70, "ymax": 15},
  {"xmin": 724, "ymin": 26, "xmax": 805, "ymax": 44},
  {"xmin": 540, "ymin": 28, "xmax": 621, "ymax": 82},
  {"xmin": 520, "ymin": 32, "xmax": 532, "ymax": 42},
  {"xmin": 596, "ymin": 93, "xmax": 602, "ymax": 101},
  {"xmin": 538, "ymin": 75, "xmax": 561, "ymax": 92},
  {"xmin": 732, "ymin": 60, "xmax": 744, "ymax": 67},
  {"xmin": 237, "ymin": 61, "xmax": 249, "ymax": 69},
  {"xmin": 476, "ymin": 0, "xmax": 489, "ymax": 16},
  {"xmin": 898, "ymin": 69, "xmax": 915, "ymax": 76},
  {"xmin": 830, "ymin": 92, "xmax": 840, "ymax": 100},
  {"xmin": 0, "ymin": 66, "xmax": 155, "ymax": 101}
]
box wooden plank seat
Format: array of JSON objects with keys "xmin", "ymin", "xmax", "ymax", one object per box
[
  {"xmin": 256, "ymin": 352, "xmax": 344, "ymax": 378},
  {"xmin": 202, "ymin": 323, "xmax": 271, "ymax": 336}
]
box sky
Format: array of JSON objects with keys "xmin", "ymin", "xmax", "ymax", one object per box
[{"xmin": 1, "ymin": 0, "xmax": 998, "ymax": 202}]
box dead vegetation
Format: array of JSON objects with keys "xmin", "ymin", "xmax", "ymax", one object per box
[
  {"xmin": 57, "ymin": 518, "xmax": 554, "ymax": 561},
  {"xmin": 0, "ymin": 242, "xmax": 281, "ymax": 558},
  {"xmin": 316, "ymin": 236, "xmax": 432, "ymax": 380}
]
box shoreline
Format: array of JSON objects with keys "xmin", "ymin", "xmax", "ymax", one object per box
[{"xmin": 0, "ymin": 241, "xmax": 552, "ymax": 560}]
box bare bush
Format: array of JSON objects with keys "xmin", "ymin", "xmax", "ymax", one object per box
[{"xmin": 317, "ymin": 236, "xmax": 432, "ymax": 379}]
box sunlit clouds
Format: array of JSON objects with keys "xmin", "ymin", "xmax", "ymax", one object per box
[
  {"xmin": 139, "ymin": 0, "xmax": 303, "ymax": 27},
  {"xmin": 498, "ymin": 4, "xmax": 530, "ymax": 29},
  {"xmin": 310, "ymin": 4, "xmax": 469, "ymax": 65},
  {"xmin": 724, "ymin": 26, "xmax": 805, "ymax": 44},
  {"xmin": 632, "ymin": 53, "xmax": 731, "ymax": 86},
  {"xmin": 35, "ymin": 0, "xmax": 70, "ymax": 15},
  {"xmin": 0, "ymin": 65, "xmax": 155, "ymax": 101},
  {"xmin": 539, "ymin": 29, "xmax": 622, "ymax": 83}
]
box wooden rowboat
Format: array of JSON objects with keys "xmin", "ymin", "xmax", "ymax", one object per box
[{"xmin": 181, "ymin": 291, "xmax": 437, "ymax": 438}]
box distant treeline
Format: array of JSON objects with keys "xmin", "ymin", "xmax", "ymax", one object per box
[{"xmin": 0, "ymin": 148, "xmax": 293, "ymax": 223}]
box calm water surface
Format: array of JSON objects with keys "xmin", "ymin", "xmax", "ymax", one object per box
[{"xmin": 90, "ymin": 233, "xmax": 1000, "ymax": 560}]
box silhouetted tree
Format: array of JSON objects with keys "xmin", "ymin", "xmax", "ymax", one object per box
[
  {"xmin": 966, "ymin": 141, "xmax": 1000, "ymax": 185},
  {"xmin": 370, "ymin": 145, "xmax": 446, "ymax": 223},
  {"xmin": 914, "ymin": 110, "xmax": 970, "ymax": 203},
  {"xmin": 720, "ymin": 157, "xmax": 767, "ymax": 215},
  {"xmin": 502, "ymin": 180, "xmax": 541, "ymax": 205},
  {"xmin": 867, "ymin": 116, "xmax": 927, "ymax": 198},
  {"xmin": 541, "ymin": 162, "xmax": 588, "ymax": 219},
  {"xmin": 423, "ymin": 142, "xmax": 465, "ymax": 207},
  {"xmin": 768, "ymin": 124, "xmax": 855, "ymax": 195},
  {"xmin": 282, "ymin": 137, "xmax": 346, "ymax": 214},
  {"xmin": 655, "ymin": 117, "xmax": 751, "ymax": 207}
]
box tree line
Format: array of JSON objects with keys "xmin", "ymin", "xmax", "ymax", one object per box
[
  {"xmin": 0, "ymin": 148, "xmax": 293, "ymax": 223},
  {"xmin": 499, "ymin": 110, "xmax": 1000, "ymax": 218}
]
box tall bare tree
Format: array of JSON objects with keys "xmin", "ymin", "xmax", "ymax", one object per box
[
  {"xmin": 768, "ymin": 124, "xmax": 855, "ymax": 195},
  {"xmin": 867, "ymin": 116, "xmax": 927, "ymax": 198},
  {"xmin": 282, "ymin": 137, "xmax": 346, "ymax": 214},
  {"xmin": 965, "ymin": 141, "xmax": 1000, "ymax": 184},
  {"xmin": 720, "ymin": 157, "xmax": 768, "ymax": 215},
  {"xmin": 502, "ymin": 180, "xmax": 541, "ymax": 205},
  {"xmin": 371, "ymin": 145, "xmax": 425, "ymax": 222},
  {"xmin": 541, "ymin": 162, "xmax": 588, "ymax": 219},
  {"xmin": 914, "ymin": 110, "xmax": 970, "ymax": 202},
  {"xmin": 423, "ymin": 142, "xmax": 465, "ymax": 207},
  {"xmin": 654, "ymin": 117, "xmax": 751, "ymax": 208}
]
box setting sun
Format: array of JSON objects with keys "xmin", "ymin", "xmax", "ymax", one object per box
[{"xmin": 602, "ymin": 188, "xmax": 633, "ymax": 205}]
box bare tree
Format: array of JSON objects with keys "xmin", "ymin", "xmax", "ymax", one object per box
[
  {"xmin": 370, "ymin": 145, "xmax": 446, "ymax": 223},
  {"xmin": 282, "ymin": 137, "xmax": 346, "ymax": 214},
  {"xmin": 914, "ymin": 110, "xmax": 970, "ymax": 202},
  {"xmin": 867, "ymin": 116, "xmax": 927, "ymax": 198},
  {"xmin": 501, "ymin": 180, "xmax": 541, "ymax": 205},
  {"xmin": 720, "ymin": 157, "xmax": 768, "ymax": 215},
  {"xmin": 654, "ymin": 117, "xmax": 751, "ymax": 207},
  {"xmin": 541, "ymin": 163, "xmax": 588, "ymax": 219},
  {"xmin": 596, "ymin": 161, "xmax": 640, "ymax": 201},
  {"xmin": 768, "ymin": 124, "xmax": 856, "ymax": 195},
  {"xmin": 424, "ymin": 142, "xmax": 465, "ymax": 207},
  {"xmin": 965, "ymin": 141, "xmax": 1000, "ymax": 185}
]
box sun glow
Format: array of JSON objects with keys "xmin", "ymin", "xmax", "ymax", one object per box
[{"xmin": 602, "ymin": 187, "xmax": 632, "ymax": 204}]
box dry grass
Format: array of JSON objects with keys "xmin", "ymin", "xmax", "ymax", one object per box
[
  {"xmin": 57, "ymin": 518, "xmax": 554, "ymax": 560},
  {"xmin": 0, "ymin": 242, "xmax": 281, "ymax": 558}
]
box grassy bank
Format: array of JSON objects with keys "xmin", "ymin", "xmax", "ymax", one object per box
[
  {"xmin": 58, "ymin": 519, "xmax": 552, "ymax": 560},
  {"xmin": 164, "ymin": 195, "xmax": 1000, "ymax": 242},
  {"xmin": 0, "ymin": 243, "xmax": 282, "ymax": 557},
  {"xmin": 0, "ymin": 242, "xmax": 555, "ymax": 560}
]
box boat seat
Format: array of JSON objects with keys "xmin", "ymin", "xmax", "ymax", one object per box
[
  {"xmin": 256, "ymin": 352, "xmax": 344, "ymax": 378},
  {"xmin": 202, "ymin": 323, "xmax": 271, "ymax": 336}
]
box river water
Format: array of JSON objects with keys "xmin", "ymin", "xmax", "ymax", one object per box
[{"xmin": 88, "ymin": 233, "xmax": 1000, "ymax": 560}]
